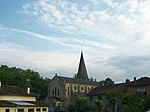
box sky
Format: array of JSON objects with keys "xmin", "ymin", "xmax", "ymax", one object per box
[{"xmin": 0, "ymin": 0, "xmax": 150, "ymax": 83}]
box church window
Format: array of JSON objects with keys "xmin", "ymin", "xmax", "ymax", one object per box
[
  {"xmin": 57, "ymin": 89, "xmax": 59, "ymax": 96},
  {"xmin": 88, "ymin": 87, "xmax": 90, "ymax": 91},
  {"xmin": 85, "ymin": 86, "xmax": 87, "ymax": 92},
  {"xmin": 81, "ymin": 87, "xmax": 84, "ymax": 91},
  {"xmin": 52, "ymin": 89, "xmax": 54, "ymax": 96},
  {"xmin": 74, "ymin": 86, "xmax": 77, "ymax": 90},
  {"xmin": 68, "ymin": 87, "xmax": 70, "ymax": 95},
  {"xmin": 55, "ymin": 87, "xmax": 57, "ymax": 96}
]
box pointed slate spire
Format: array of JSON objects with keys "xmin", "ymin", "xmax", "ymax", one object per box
[{"xmin": 76, "ymin": 51, "xmax": 89, "ymax": 80}]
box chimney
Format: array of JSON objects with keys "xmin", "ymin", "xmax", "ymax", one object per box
[
  {"xmin": 0, "ymin": 82, "xmax": 1, "ymax": 89},
  {"xmin": 27, "ymin": 87, "xmax": 30, "ymax": 94},
  {"xmin": 134, "ymin": 77, "xmax": 136, "ymax": 81}
]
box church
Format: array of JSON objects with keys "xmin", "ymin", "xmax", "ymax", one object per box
[{"xmin": 47, "ymin": 51, "xmax": 99, "ymax": 107}]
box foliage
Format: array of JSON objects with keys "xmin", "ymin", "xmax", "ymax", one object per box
[
  {"xmin": 68, "ymin": 97, "xmax": 96, "ymax": 112},
  {"xmin": 123, "ymin": 94, "xmax": 150, "ymax": 112},
  {"xmin": 106, "ymin": 92, "xmax": 124, "ymax": 104},
  {"xmin": 106, "ymin": 92, "xmax": 150, "ymax": 112},
  {"xmin": 99, "ymin": 78, "xmax": 114, "ymax": 86},
  {"xmin": 0, "ymin": 65, "xmax": 50, "ymax": 100},
  {"xmin": 94, "ymin": 99, "xmax": 103, "ymax": 112}
]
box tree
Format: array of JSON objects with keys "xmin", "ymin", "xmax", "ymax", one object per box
[
  {"xmin": 110, "ymin": 97, "xmax": 117, "ymax": 112},
  {"xmin": 69, "ymin": 97, "xmax": 96, "ymax": 112},
  {"xmin": 0, "ymin": 65, "xmax": 50, "ymax": 100},
  {"xmin": 94, "ymin": 100, "xmax": 103, "ymax": 112},
  {"xmin": 99, "ymin": 78, "xmax": 114, "ymax": 86},
  {"xmin": 106, "ymin": 92, "xmax": 124, "ymax": 112}
]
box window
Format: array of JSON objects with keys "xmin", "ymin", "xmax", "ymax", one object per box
[
  {"xmin": 18, "ymin": 109, "xmax": 24, "ymax": 112},
  {"xmin": 36, "ymin": 108, "xmax": 40, "ymax": 112},
  {"xmin": 5, "ymin": 109, "xmax": 10, "ymax": 112},
  {"xmin": 90, "ymin": 95, "xmax": 93, "ymax": 101},
  {"xmin": 28, "ymin": 109, "xmax": 34, "ymax": 112},
  {"xmin": 55, "ymin": 87, "xmax": 57, "ymax": 96},
  {"xmin": 85, "ymin": 86, "xmax": 87, "ymax": 91},
  {"xmin": 81, "ymin": 87, "xmax": 84, "ymax": 91},
  {"xmin": 137, "ymin": 88, "xmax": 146, "ymax": 95},
  {"xmin": 74, "ymin": 86, "xmax": 77, "ymax": 90},
  {"xmin": 68, "ymin": 87, "xmax": 70, "ymax": 95},
  {"xmin": 42, "ymin": 108, "xmax": 47, "ymax": 111},
  {"xmin": 52, "ymin": 89, "xmax": 54, "ymax": 96},
  {"xmin": 57, "ymin": 89, "xmax": 59, "ymax": 96},
  {"xmin": 98, "ymin": 95, "xmax": 102, "ymax": 100},
  {"xmin": 88, "ymin": 87, "xmax": 90, "ymax": 91}
]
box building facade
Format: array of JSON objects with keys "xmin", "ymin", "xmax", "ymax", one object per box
[
  {"xmin": 47, "ymin": 52, "xmax": 99, "ymax": 107},
  {"xmin": 87, "ymin": 77, "xmax": 150, "ymax": 109},
  {"xmin": 0, "ymin": 83, "xmax": 48, "ymax": 112}
]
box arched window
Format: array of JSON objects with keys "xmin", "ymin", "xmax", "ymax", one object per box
[
  {"xmin": 81, "ymin": 87, "xmax": 84, "ymax": 91},
  {"xmin": 57, "ymin": 89, "xmax": 59, "ymax": 96},
  {"xmin": 74, "ymin": 86, "xmax": 77, "ymax": 90},
  {"xmin": 68, "ymin": 87, "xmax": 70, "ymax": 96}
]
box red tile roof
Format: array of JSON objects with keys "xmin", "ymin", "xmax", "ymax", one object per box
[
  {"xmin": 88, "ymin": 83, "xmax": 126, "ymax": 95},
  {"xmin": 131, "ymin": 77, "xmax": 150, "ymax": 86},
  {"xmin": 87, "ymin": 77, "xmax": 150, "ymax": 96}
]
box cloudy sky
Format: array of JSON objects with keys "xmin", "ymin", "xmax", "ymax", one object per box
[{"xmin": 0, "ymin": 0, "xmax": 150, "ymax": 82}]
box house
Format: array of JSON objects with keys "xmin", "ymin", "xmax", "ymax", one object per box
[
  {"xmin": 87, "ymin": 77, "xmax": 150, "ymax": 109},
  {"xmin": 0, "ymin": 82, "xmax": 48, "ymax": 112},
  {"xmin": 47, "ymin": 51, "xmax": 99, "ymax": 107},
  {"xmin": 127, "ymin": 77, "xmax": 150, "ymax": 96}
]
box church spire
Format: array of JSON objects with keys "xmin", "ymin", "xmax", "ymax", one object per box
[{"xmin": 76, "ymin": 51, "xmax": 89, "ymax": 80}]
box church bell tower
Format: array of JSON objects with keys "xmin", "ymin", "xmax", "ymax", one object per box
[{"xmin": 76, "ymin": 51, "xmax": 89, "ymax": 80}]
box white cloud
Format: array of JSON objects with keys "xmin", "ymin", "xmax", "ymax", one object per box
[
  {"xmin": 22, "ymin": 0, "xmax": 150, "ymax": 42},
  {"xmin": 1, "ymin": 0, "xmax": 150, "ymax": 82},
  {"xmin": 0, "ymin": 42, "xmax": 78, "ymax": 78}
]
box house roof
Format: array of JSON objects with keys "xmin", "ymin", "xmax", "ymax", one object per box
[
  {"xmin": 76, "ymin": 51, "xmax": 89, "ymax": 80},
  {"xmin": 57, "ymin": 76, "xmax": 99, "ymax": 86},
  {"xmin": 130, "ymin": 77, "xmax": 150, "ymax": 86},
  {"xmin": 87, "ymin": 77, "xmax": 150, "ymax": 96},
  {"xmin": 0, "ymin": 101, "xmax": 48, "ymax": 107},
  {"xmin": 87, "ymin": 83, "xmax": 126, "ymax": 95},
  {"xmin": 0, "ymin": 85, "xmax": 37, "ymax": 97}
]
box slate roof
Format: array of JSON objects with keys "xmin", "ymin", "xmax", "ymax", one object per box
[
  {"xmin": 76, "ymin": 51, "xmax": 89, "ymax": 80},
  {"xmin": 0, "ymin": 85, "xmax": 37, "ymax": 97},
  {"xmin": 57, "ymin": 76, "xmax": 99, "ymax": 86},
  {"xmin": 0, "ymin": 101, "xmax": 48, "ymax": 107}
]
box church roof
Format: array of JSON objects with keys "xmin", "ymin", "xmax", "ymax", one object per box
[
  {"xmin": 76, "ymin": 51, "xmax": 89, "ymax": 80},
  {"xmin": 57, "ymin": 76, "xmax": 99, "ymax": 86}
]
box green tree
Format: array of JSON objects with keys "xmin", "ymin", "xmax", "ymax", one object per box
[
  {"xmin": 0, "ymin": 65, "xmax": 50, "ymax": 100},
  {"xmin": 99, "ymin": 78, "xmax": 114, "ymax": 86},
  {"xmin": 106, "ymin": 92, "xmax": 124, "ymax": 112},
  {"xmin": 94, "ymin": 99, "xmax": 103, "ymax": 112},
  {"xmin": 69, "ymin": 97, "xmax": 96, "ymax": 112}
]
